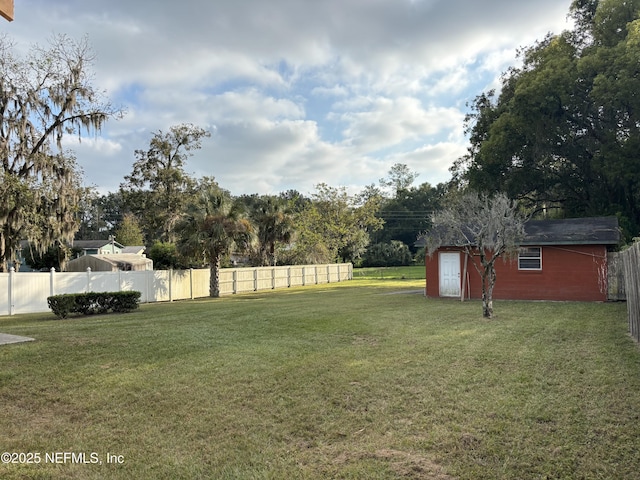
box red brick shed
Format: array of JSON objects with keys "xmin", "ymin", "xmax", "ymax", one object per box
[{"xmin": 422, "ymin": 217, "xmax": 620, "ymax": 302}]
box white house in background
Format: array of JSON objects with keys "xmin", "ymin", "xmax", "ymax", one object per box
[
  {"xmin": 66, "ymin": 239, "xmax": 152, "ymax": 272},
  {"xmin": 72, "ymin": 239, "xmax": 124, "ymax": 255}
]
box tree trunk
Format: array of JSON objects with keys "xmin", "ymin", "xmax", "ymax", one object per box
[
  {"xmin": 269, "ymin": 242, "xmax": 276, "ymax": 266},
  {"xmin": 209, "ymin": 254, "xmax": 221, "ymax": 298},
  {"xmin": 482, "ymin": 264, "xmax": 497, "ymax": 318}
]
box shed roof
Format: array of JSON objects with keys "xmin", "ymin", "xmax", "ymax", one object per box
[
  {"xmin": 522, "ymin": 217, "xmax": 620, "ymax": 245},
  {"xmin": 416, "ymin": 216, "xmax": 620, "ymax": 248},
  {"xmin": 66, "ymin": 254, "xmax": 153, "ymax": 270},
  {"xmin": 89, "ymin": 254, "xmax": 152, "ymax": 267}
]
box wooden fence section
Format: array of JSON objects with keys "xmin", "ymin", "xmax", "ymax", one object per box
[
  {"xmin": 607, "ymin": 252, "xmax": 626, "ymax": 301},
  {"xmin": 620, "ymin": 244, "xmax": 640, "ymax": 343},
  {"xmin": 0, "ymin": 264, "xmax": 353, "ymax": 316}
]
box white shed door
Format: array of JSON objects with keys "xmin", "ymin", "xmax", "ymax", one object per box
[{"xmin": 439, "ymin": 252, "xmax": 461, "ymax": 297}]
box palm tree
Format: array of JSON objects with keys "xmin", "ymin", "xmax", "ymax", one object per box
[
  {"xmin": 176, "ymin": 187, "xmax": 253, "ymax": 297},
  {"xmin": 251, "ymin": 196, "xmax": 294, "ymax": 266}
]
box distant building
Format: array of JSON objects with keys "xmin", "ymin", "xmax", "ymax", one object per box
[
  {"xmin": 66, "ymin": 254, "xmax": 153, "ymax": 272},
  {"xmin": 66, "ymin": 239, "xmax": 152, "ymax": 272},
  {"xmin": 72, "ymin": 239, "xmax": 124, "ymax": 256}
]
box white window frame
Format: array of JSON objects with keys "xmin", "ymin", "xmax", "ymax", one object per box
[{"xmin": 518, "ymin": 247, "xmax": 542, "ymax": 271}]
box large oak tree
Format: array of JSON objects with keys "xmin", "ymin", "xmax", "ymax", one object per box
[
  {"xmin": 0, "ymin": 34, "xmax": 121, "ymax": 271},
  {"xmin": 454, "ymin": 0, "xmax": 640, "ymax": 239}
]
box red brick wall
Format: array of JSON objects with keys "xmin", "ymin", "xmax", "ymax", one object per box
[{"xmin": 425, "ymin": 245, "xmax": 609, "ymax": 302}]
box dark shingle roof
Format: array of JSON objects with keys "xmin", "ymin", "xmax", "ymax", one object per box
[
  {"xmin": 415, "ymin": 216, "xmax": 620, "ymax": 248},
  {"xmin": 72, "ymin": 240, "xmax": 125, "ymax": 249},
  {"xmin": 522, "ymin": 217, "xmax": 620, "ymax": 245}
]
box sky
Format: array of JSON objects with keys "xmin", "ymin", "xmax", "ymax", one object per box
[{"xmin": 4, "ymin": 0, "xmax": 575, "ymax": 197}]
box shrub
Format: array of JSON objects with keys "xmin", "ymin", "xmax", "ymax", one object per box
[
  {"xmin": 111, "ymin": 291, "xmax": 142, "ymax": 313},
  {"xmin": 47, "ymin": 291, "xmax": 141, "ymax": 319},
  {"xmin": 46, "ymin": 294, "xmax": 77, "ymax": 319}
]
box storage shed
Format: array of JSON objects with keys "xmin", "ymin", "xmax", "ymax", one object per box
[{"xmin": 422, "ymin": 217, "xmax": 620, "ymax": 302}]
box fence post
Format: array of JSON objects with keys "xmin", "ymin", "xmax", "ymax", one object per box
[
  {"xmin": 169, "ymin": 268, "xmax": 173, "ymax": 302},
  {"xmin": 8, "ymin": 267, "xmax": 14, "ymax": 316},
  {"xmin": 272, "ymin": 267, "xmax": 276, "ymax": 289},
  {"xmin": 287, "ymin": 267, "xmax": 291, "ymax": 288},
  {"xmin": 315, "ymin": 265, "xmax": 319, "ymax": 284},
  {"xmin": 302, "ymin": 267, "xmax": 306, "ymax": 286},
  {"xmin": 86, "ymin": 267, "xmax": 92, "ymax": 292},
  {"xmin": 50, "ymin": 267, "xmax": 56, "ymax": 297},
  {"xmin": 146, "ymin": 270, "xmax": 152, "ymax": 304},
  {"xmin": 253, "ymin": 268, "xmax": 258, "ymax": 291}
]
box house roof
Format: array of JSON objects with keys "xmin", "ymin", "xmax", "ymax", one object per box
[
  {"xmin": 416, "ymin": 216, "xmax": 620, "ymax": 248},
  {"xmin": 522, "ymin": 217, "xmax": 620, "ymax": 245},
  {"xmin": 121, "ymin": 246, "xmax": 146, "ymax": 254},
  {"xmin": 68, "ymin": 254, "xmax": 152, "ymax": 267},
  {"xmin": 73, "ymin": 240, "xmax": 125, "ymax": 249}
]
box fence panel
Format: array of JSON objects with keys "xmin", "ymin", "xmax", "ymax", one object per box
[
  {"xmin": 621, "ymin": 244, "xmax": 640, "ymax": 343},
  {"xmin": 191, "ymin": 269, "xmax": 210, "ymax": 298},
  {"xmin": 87, "ymin": 271, "xmax": 120, "ymax": 294},
  {"xmin": 169, "ymin": 270, "xmax": 193, "ymax": 301},
  {"xmin": 151, "ymin": 270, "xmax": 171, "ymax": 303},
  {"xmin": 607, "ymin": 252, "xmax": 626, "ymax": 301},
  {"xmin": 55, "ymin": 271, "xmax": 92, "ymax": 295},
  {"xmin": 303, "ymin": 266, "xmax": 317, "ymax": 285},
  {"xmin": 234, "ymin": 269, "xmax": 255, "ymax": 293},
  {"xmin": 274, "ymin": 267, "xmax": 290, "ymax": 289},
  {"xmin": 289, "ymin": 267, "xmax": 304, "ymax": 287},
  {"xmin": 0, "ymin": 274, "xmax": 8, "ymax": 315},
  {"xmin": 255, "ymin": 267, "xmax": 274, "ymax": 290},
  {"xmin": 1, "ymin": 264, "xmax": 352, "ymax": 316},
  {"xmin": 121, "ymin": 271, "xmax": 152, "ymax": 303},
  {"xmin": 13, "ymin": 272, "xmax": 50, "ymax": 315},
  {"xmin": 218, "ymin": 269, "xmax": 235, "ymax": 296}
]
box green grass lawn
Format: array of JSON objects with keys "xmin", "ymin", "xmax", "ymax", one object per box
[
  {"xmin": 353, "ymin": 265, "xmax": 426, "ymax": 280},
  {"xmin": 1, "ymin": 279, "xmax": 639, "ymax": 479}
]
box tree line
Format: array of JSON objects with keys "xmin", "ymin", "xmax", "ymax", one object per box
[{"xmin": 3, "ymin": 0, "xmax": 640, "ymax": 292}]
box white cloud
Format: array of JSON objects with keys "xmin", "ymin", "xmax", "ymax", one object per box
[
  {"xmin": 61, "ymin": 136, "xmax": 123, "ymax": 156},
  {"xmin": 5, "ymin": 0, "xmax": 575, "ymax": 195},
  {"xmin": 334, "ymin": 96, "xmax": 464, "ymax": 152}
]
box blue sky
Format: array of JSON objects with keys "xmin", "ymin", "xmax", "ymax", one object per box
[{"xmin": 4, "ymin": 0, "xmax": 574, "ymax": 196}]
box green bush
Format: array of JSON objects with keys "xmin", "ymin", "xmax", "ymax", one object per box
[
  {"xmin": 46, "ymin": 294, "xmax": 77, "ymax": 319},
  {"xmin": 111, "ymin": 291, "xmax": 142, "ymax": 313},
  {"xmin": 47, "ymin": 291, "xmax": 141, "ymax": 319}
]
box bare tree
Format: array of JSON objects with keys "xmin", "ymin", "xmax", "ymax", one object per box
[
  {"xmin": 0, "ymin": 34, "xmax": 122, "ymax": 271},
  {"xmin": 425, "ymin": 191, "xmax": 526, "ymax": 318}
]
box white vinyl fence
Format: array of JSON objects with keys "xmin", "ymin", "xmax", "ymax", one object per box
[{"xmin": 1, "ymin": 264, "xmax": 353, "ymax": 316}]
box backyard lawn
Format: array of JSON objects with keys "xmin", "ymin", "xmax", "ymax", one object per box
[{"xmin": 0, "ymin": 276, "xmax": 639, "ymax": 479}]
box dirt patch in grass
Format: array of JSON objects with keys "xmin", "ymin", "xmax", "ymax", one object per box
[
  {"xmin": 372, "ymin": 449, "xmax": 457, "ymax": 479},
  {"xmin": 328, "ymin": 448, "xmax": 457, "ymax": 479}
]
